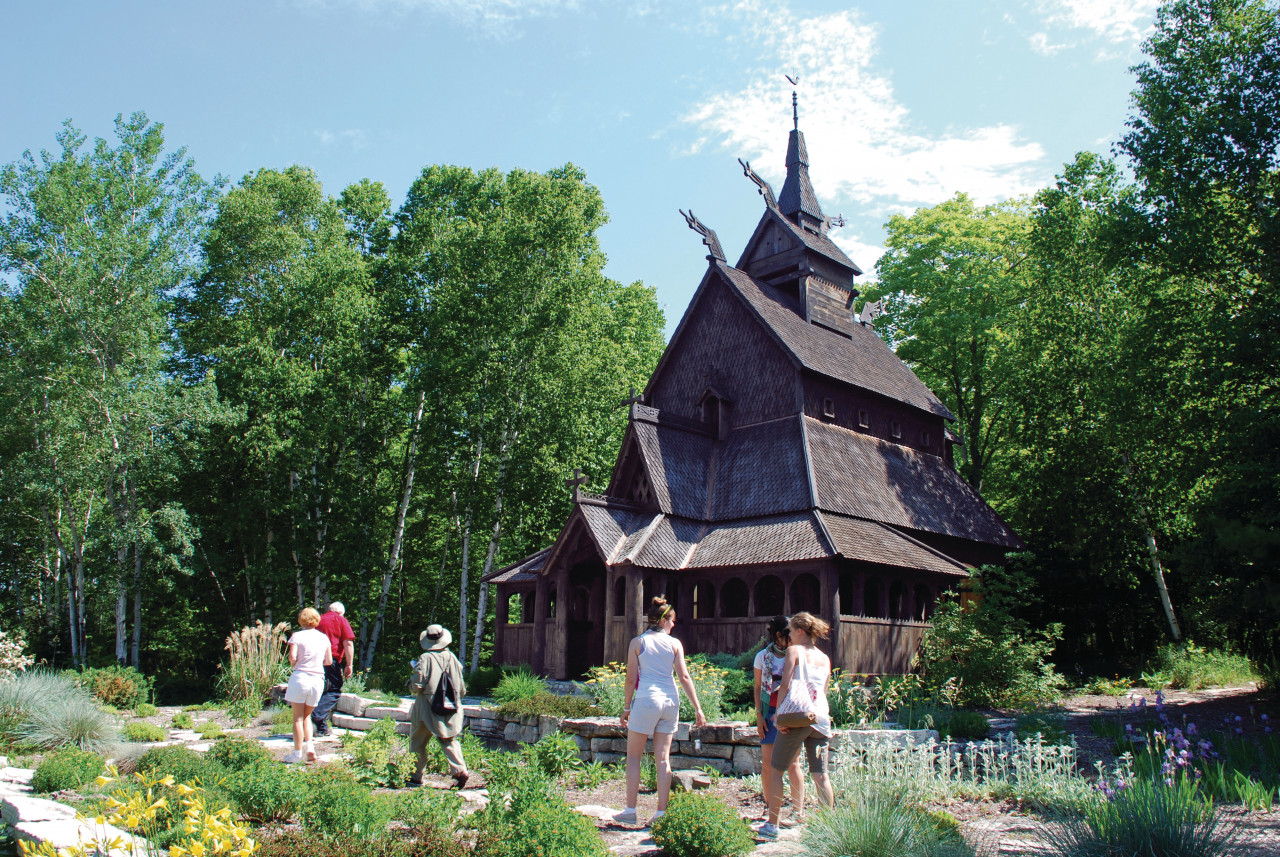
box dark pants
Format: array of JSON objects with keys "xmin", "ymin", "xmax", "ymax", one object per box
[{"xmin": 312, "ymin": 662, "xmax": 344, "ymax": 728}]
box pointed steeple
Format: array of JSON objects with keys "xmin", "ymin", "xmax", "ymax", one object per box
[{"xmin": 777, "ymin": 90, "xmax": 826, "ymax": 233}]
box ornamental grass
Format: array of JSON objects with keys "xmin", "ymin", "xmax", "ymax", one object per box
[{"xmin": 217, "ymin": 621, "xmax": 290, "ymax": 704}]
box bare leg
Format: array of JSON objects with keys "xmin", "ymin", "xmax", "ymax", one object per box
[
  {"xmin": 760, "ymin": 742, "xmax": 775, "ymax": 815},
  {"xmin": 291, "ymin": 702, "xmax": 308, "ymax": 752},
  {"xmin": 812, "ymin": 771, "xmax": 834, "ymax": 809},
  {"xmin": 788, "ymin": 754, "xmax": 805, "ymax": 817},
  {"xmin": 301, "ymin": 704, "xmax": 316, "ymax": 759},
  {"xmin": 765, "ymin": 764, "xmax": 785, "ymax": 825},
  {"xmin": 653, "ymin": 732, "xmax": 675, "ymax": 812},
  {"xmin": 623, "ymin": 729, "xmax": 649, "ymax": 810}
]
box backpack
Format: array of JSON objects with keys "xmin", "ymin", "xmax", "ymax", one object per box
[{"xmin": 431, "ymin": 662, "xmax": 459, "ymax": 716}]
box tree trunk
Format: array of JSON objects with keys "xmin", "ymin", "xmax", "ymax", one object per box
[
  {"xmin": 457, "ymin": 438, "xmax": 483, "ymax": 667},
  {"xmin": 1145, "ymin": 528, "xmax": 1182, "ymax": 641},
  {"xmin": 363, "ymin": 390, "xmax": 426, "ymax": 670},
  {"xmin": 131, "ymin": 483, "xmax": 142, "ymax": 666},
  {"xmin": 471, "ymin": 429, "xmax": 515, "ymax": 673}
]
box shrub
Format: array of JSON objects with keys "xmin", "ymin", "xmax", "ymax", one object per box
[
  {"xmin": 195, "ymin": 721, "xmax": 225, "ymax": 739},
  {"xmin": 31, "ymin": 746, "xmax": 104, "ymax": 793},
  {"xmin": 1049, "ymin": 775, "xmax": 1244, "ymax": 857},
  {"xmin": 206, "ymin": 735, "xmax": 275, "ymax": 771},
  {"xmin": 1141, "ymin": 642, "xmax": 1257, "ymax": 690},
  {"xmin": 123, "ymin": 722, "xmax": 167, "ymax": 742},
  {"xmin": 268, "ymin": 706, "xmax": 293, "ymax": 728},
  {"xmin": 65, "ymin": 665, "xmax": 154, "ymax": 708},
  {"xmin": 1079, "ymin": 676, "xmax": 1134, "ymax": 696},
  {"xmin": 256, "ymin": 829, "xmax": 474, "ymax": 857},
  {"xmin": 223, "ymin": 760, "xmax": 306, "ymax": 822},
  {"xmin": 136, "ymin": 745, "xmax": 221, "ymax": 784},
  {"xmin": 498, "ymin": 798, "xmax": 609, "ymax": 857},
  {"xmin": 15, "ymin": 689, "xmax": 120, "ymax": 753},
  {"xmin": 227, "ymin": 696, "xmax": 263, "ymax": 723},
  {"xmin": 493, "ymin": 667, "xmax": 548, "ymax": 705},
  {"xmin": 496, "ymin": 692, "xmax": 602, "ymax": 719},
  {"xmin": 467, "ymin": 664, "xmax": 507, "ymax": 698},
  {"xmin": 171, "ymin": 711, "xmax": 195, "ymax": 729},
  {"xmin": 799, "ymin": 790, "xmax": 975, "ymax": 857},
  {"xmin": 1014, "ymin": 709, "xmax": 1071, "ymax": 745},
  {"xmin": 527, "ymin": 731, "xmax": 582, "ymax": 778},
  {"xmin": 917, "ymin": 556, "xmax": 1066, "ymax": 708},
  {"xmin": 574, "ymin": 760, "xmax": 619, "ymax": 789},
  {"xmin": 583, "ymin": 659, "xmax": 726, "ymax": 720},
  {"xmin": 133, "ymin": 703, "xmax": 158, "ymax": 717},
  {"xmin": 940, "ymin": 710, "xmax": 991, "ymax": 741},
  {"xmin": 301, "ymin": 764, "xmax": 390, "ymax": 840},
  {"xmin": 343, "ymin": 717, "xmax": 416, "ymax": 788},
  {"xmin": 689, "ymin": 652, "xmax": 754, "ymax": 710},
  {"xmin": 0, "ymin": 629, "xmax": 34, "ymax": 680},
  {"xmin": 651, "ymin": 793, "xmax": 755, "ymax": 857},
  {"xmin": 217, "ymin": 620, "xmax": 290, "ymax": 703}
]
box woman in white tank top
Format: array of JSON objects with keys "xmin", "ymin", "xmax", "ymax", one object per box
[{"xmin": 614, "ymin": 596, "xmax": 707, "ymax": 827}]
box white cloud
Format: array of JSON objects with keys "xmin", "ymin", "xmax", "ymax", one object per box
[
  {"xmin": 298, "ymin": 0, "xmax": 580, "ymax": 30},
  {"xmin": 1029, "ymin": 32, "xmax": 1071, "ymax": 55},
  {"xmin": 1037, "ymin": 0, "xmax": 1159, "ymax": 44},
  {"xmin": 683, "ymin": 6, "xmax": 1047, "ymax": 211},
  {"xmin": 314, "ymin": 129, "xmax": 369, "ymax": 151}
]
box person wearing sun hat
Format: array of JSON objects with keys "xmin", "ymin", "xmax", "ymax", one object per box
[{"xmin": 407, "ymin": 624, "xmax": 469, "ymax": 788}]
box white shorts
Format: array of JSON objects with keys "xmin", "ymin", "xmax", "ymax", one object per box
[
  {"xmin": 285, "ymin": 671, "xmax": 324, "ymax": 707},
  {"xmin": 629, "ymin": 695, "xmax": 679, "ymax": 735}
]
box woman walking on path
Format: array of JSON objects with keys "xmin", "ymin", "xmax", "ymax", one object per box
[
  {"xmin": 408, "ymin": 624, "xmax": 470, "ymax": 789},
  {"xmin": 754, "ymin": 615, "xmax": 805, "ymax": 826},
  {"xmin": 758, "ymin": 611, "xmax": 835, "ymax": 842},
  {"xmin": 284, "ymin": 607, "xmax": 332, "ymax": 763},
  {"xmin": 614, "ymin": 596, "xmax": 707, "ymax": 826}
]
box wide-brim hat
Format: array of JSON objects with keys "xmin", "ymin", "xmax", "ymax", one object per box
[{"xmin": 420, "ymin": 625, "xmax": 452, "ymax": 651}]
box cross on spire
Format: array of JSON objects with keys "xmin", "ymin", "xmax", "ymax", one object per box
[
  {"xmin": 565, "ymin": 467, "xmax": 588, "ymax": 503},
  {"xmin": 622, "ymin": 387, "xmax": 644, "ymax": 408}
]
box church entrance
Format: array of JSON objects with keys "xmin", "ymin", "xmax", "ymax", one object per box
[{"xmin": 566, "ymin": 559, "xmax": 606, "ymax": 678}]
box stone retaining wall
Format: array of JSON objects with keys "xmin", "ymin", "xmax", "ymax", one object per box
[{"xmin": 323, "ymin": 691, "xmax": 937, "ymax": 777}]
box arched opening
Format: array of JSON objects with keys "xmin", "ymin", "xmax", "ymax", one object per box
[
  {"xmin": 643, "ymin": 576, "xmax": 661, "ymax": 607},
  {"xmin": 523, "ymin": 591, "xmax": 537, "ymax": 623},
  {"xmin": 863, "ymin": 578, "xmax": 882, "ymax": 618},
  {"xmin": 839, "ymin": 572, "xmax": 857, "ymax": 616},
  {"xmin": 754, "ymin": 575, "xmax": 785, "ymax": 616},
  {"xmin": 915, "ymin": 584, "xmax": 933, "ymax": 620},
  {"xmin": 613, "ymin": 578, "xmax": 626, "ymax": 616},
  {"xmin": 693, "ymin": 581, "xmax": 715, "ymax": 619},
  {"xmin": 791, "ymin": 573, "xmax": 821, "ymax": 614},
  {"xmin": 572, "ymin": 585, "xmax": 591, "ymax": 621},
  {"xmin": 888, "ymin": 581, "xmax": 904, "ymax": 620},
  {"xmin": 721, "ymin": 578, "xmax": 749, "ymax": 618},
  {"xmin": 507, "ymin": 593, "xmax": 523, "ymax": 624}
]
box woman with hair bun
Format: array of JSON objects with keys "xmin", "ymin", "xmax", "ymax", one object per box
[
  {"xmin": 757, "ymin": 611, "xmax": 834, "ymax": 841},
  {"xmin": 754, "ymin": 615, "xmax": 804, "ymax": 826},
  {"xmin": 613, "ymin": 595, "xmax": 707, "ymax": 827}
]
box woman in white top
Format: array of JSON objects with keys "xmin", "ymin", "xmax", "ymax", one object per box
[
  {"xmin": 284, "ymin": 607, "xmax": 332, "ymax": 763},
  {"xmin": 754, "ymin": 615, "xmax": 805, "ymax": 826},
  {"xmin": 614, "ymin": 596, "xmax": 707, "ymax": 827},
  {"xmin": 758, "ymin": 611, "xmax": 834, "ymax": 841}
]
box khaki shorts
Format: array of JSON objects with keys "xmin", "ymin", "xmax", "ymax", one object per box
[
  {"xmin": 770, "ymin": 725, "xmax": 829, "ymax": 774},
  {"xmin": 628, "ymin": 696, "xmax": 679, "ymax": 735}
]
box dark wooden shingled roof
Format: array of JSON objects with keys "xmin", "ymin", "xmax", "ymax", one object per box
[
  {"xmin": 715, "ymin": 263, "xmax": 955, "ymax": 420},
  {"xmin": 817, "ymin": 513, "xmax": 970, "ymax": 576},
  {"xmin": 482, "ymin": 547, "xmax": 550, "ymax": 584}
]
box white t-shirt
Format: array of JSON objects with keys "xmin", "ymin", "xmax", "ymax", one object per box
[
  {"xmin": 289, "ymin": 628, "xmax": 330, "ymax": 676},
  {"xmin": 753, "ymin": 645, "xmax": 787, "ymax": 706}
]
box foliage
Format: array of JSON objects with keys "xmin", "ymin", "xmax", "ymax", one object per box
[
  {"xmin": 31, "ymin": 746, "xmax": 105, "ymax": 793},
  {"xmin": 13, "ymin": 691, "xmax": 121, "ymax": 754},
  {"xmin": 0, "ymin": 630, "xmax": 33, "ymax": 680},
  {"xmin": 650, "ymin": 793, "xmax": 755, "ymax": 857},
  {"xmin": 937, "ymin": 711, "xmax": 991, "ymax": 742},
  {"xmin": 227, "ymin": 697, "xmax": 263, "ymax": 724},
  {"xmin": 300, "ymin": 764, "xmax": 390, "ymax": 840},
  {"xmin": 342, "ymin": 717, "xmax": 416, "ymax": 788},
  {"xmin": 222, "ymin": 760, "xmax": 305, "ymax": 823},
  {"xmin": 492, "ymin": 667, "xmax": 548, "ymax": 705},
  {"xmin": 1141, "ymin": 642, "xmax": 1257, "ymax": 690},
  {"xmin": 268, "ymin": 707, "xmax": 293, "ymax": 729},
  {"xmin": 526, "ymin": 731, "xmax": 582, "ymax": 778},
  {"xmin": 1051, "ymin": 773, "xmax": 1244, "ymax": 857},
  {"xmin": 799, "ymin": 788, "xmax": 975, "ymax": 857},
  {"xmin": 133, "ymin": 703, "xmax": 158, "ymax": 717},
  {"xmin": 196, "ymin": 721, "xmax": 225, "ymax": 739},
  {"xmin": 65, "ymin": 666, "xmax": 155, "ymax": 709},
  {"xmin": 256, "ymin": 830, "xmax": 472, "ymax": 857},
  {"xmin": 1079, "ymin": 676, "xmax": 1134, "ymax": 697},
  {"xmin": 1014, "ymin": 709, "xmax": 1071, "ymax": 745},
  {"xmin": 917, "ymin": 558, "xmax": 1066, "ymax": 708},
  {"xmin": 496, "ymin": 692, "xmax": 602, "ymax": 719},
  {"xmin": 466, "ymin": 665, "xmax": 507, "ymax": 698},
  {"xmin": 218, "ymin": 621, "xmax": 289, "ymax": 703},
  {"xmin": 688, "ymin": 652, "xmax": 753, "ymax": 710},
  {"xmin": 137, "ymin": 745, "xmax": 222, "ymax": 784},
  {"xmin": 583, "ymin": 659, "xmax": 726, "ymax": 720},
  {"xmin": 493, "ymin": 798, "xmax": 609, "ymax": 857},
  {"xmin": 172, "ymin": 711, "xmax": 195, "ymax": 729},
  {"xmin": 123, "ymin": 722, "xmax": 168, "ymax": 742},
  {"xmin": 205, "ymin": 736, "xmax": 275, "ymax": 771},
  {"xmin": 573, "ymin": 760, "xmax": 619, "ymax": 789}
]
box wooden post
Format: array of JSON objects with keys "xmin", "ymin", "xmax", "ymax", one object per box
[
  {"xmin": 532, "ymin": 574, "xmax": 549, "ymax": 674},
  {"xmin": 630, "ymin": 570, "xmax": 645, "ymax": 637},
  {"xmin": 552, "ymin": 565, "xmax": 569, "ymax": 679}
]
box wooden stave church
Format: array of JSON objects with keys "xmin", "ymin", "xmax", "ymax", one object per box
[{"xmin": 484, "ymin": 110, "xmax": 1022, "ymax": 680}]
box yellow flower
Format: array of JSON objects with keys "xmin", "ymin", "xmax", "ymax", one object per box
[{"xmin": 176, "ymin": 783, "xmax": 197, "ymax": 796}]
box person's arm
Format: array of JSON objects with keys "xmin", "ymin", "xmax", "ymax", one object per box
[
  {"xmin": 288, "ymin": 641, "xmax": 299, "ymax": 668},
  {"xmin": 753, "ymin": 663, "xmax": 766, "ymax": 737},
  {"xmin": 673, "ymin": 640, "xmax": 707, "ymax": 727},
  {"xmin": 621, "ymin": 639, "xmax": 639, "ymax": 727},
  {"xmin": 343, "ymin": 641, "xmax": 355, "ymax": 677},
  {"xmin": 323, "ymin": 643, "xmax": 333, "ymax": 667}
]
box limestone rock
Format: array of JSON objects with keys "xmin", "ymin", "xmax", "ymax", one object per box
[
  {"xmin": 671, "ymin": 770, "xmax": 712, "ymax": 792},
  {"xmin": 335, "ymin": 694, "xmax": 369, "ymax": 716},
  {"xmin": 732, "ymin": 744, "xmax": 762, "ymax": 775},
  {"xmin": 2, "ymin": 795, "xmax": 78, "ymax": 825}
]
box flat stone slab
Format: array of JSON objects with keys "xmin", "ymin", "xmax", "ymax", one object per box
[
  {"xmin": 363, "ymin": 702, "xmax": 412, "ymax": 721},
  {"xmin": 332, "ymin": 714, "xmax": 409, "ymax": 734},
  {"xmin": 0, "ymin": 768, "xmax": 34, "ymax": 785},
  {"xmin": 2, "ymin": 795, "xmax": 78, "ymax": 825}
]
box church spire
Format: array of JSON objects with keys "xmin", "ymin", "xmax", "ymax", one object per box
[{"xmin": 777, "ymin": 85, "xmax": 827, "ymax": 233}]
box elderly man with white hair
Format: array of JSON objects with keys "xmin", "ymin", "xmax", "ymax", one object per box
[{"xmin": 311, "ymin": 600, "xmax": 356, "ymax": 737}]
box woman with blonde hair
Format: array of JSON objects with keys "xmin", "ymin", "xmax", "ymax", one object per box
[
  {"xmin": 614, "ymin": 595, "xmax": 707, "ymax": 827},
  {"xmin": 284, "ymin": 607, "xmax": 332, "ymax": 763},
  {"xmin": 758, "ymin": 611, "xmax": 834, "ymax": 841}
]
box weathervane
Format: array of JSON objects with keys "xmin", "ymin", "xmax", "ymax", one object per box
[{"xmin": 785, "ymin": 74, "xmax": 800, "ymax": 129}]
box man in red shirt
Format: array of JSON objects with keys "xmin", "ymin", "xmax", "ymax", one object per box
[{"xmin": 312, "ymin": 601, "xmax": 356, "ymax": 737}]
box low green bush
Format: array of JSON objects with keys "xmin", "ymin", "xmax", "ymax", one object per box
[
  {"xmin": 195, "ymin": 721, "xmax": 225, "ymax": 739},
  {"xmin": 205, "ymin": 735, "xmax": 275, "ymax": 771},
  {"xmin": 583, "ymin": 659, "xmax": 726, "ymax": 720},
  {"xmin": 527, "ymin": 732, "xmax": 582, "ymax": 778},
  {"xmin": 133, "ymin": 703, "xmax": 158, "ymax": 717},
  {"xmin": 256, "ymin": 829, "xmax": 476, "ymax": 857},
  {"xmin": 343, "ymin": 717, "xmax": 416, "ymax": 788},
  {"xmin": 497, "ymin": 692, "xmax": 602, "ymax": 719},
  {"xmin": 227, "ymin": 697, "xmax": 263, "ymax": 724},
  {"xmin": 224, "ymin": 760, "xmax": 306, "ymax": 822},
  {"xmin": 651, "ymin": 792, "xmax": 755, "ymax": 857},
  {"xmin": 16, "ymin": 691, "xmax": 120, "ymax": 753},
  {"xmin": 182, "ymin": 702, "xmax": 220, "ymax": 712},
  {"xmin": 1141, "ymin": 642, "xmax": 1257, "ymax": 691},
  {"xmin": 301, "ymin": 764, "xmax": 390, "ymax": 840},
  {"xmin": 123, "ymin": 722, "xmax": 167, "ymax": 742},
  {"xmin": 64, "ymin": 665, "xmax": 154, "ymax": 709},
  {"xmin": 689, "ymin": 652, "xmax": 754, "ymax": 710},
  {"xmin": 941, "ymin": 710, "xmax": 991, "ymax": 741},
  {"xmin": 573, "ymin": 760, "xmax": 619, "ymax": 789},
  {"xmin": 799, "ymin": 790, "xmax": 975, "ymax": 857},
  {"xmin": 467, "ymin": 665, "xmax": 507, "ymax": 698},
  {"xmin": 171, "ymin": 711, "xmax": 195, "ymax": 729},
  {"xmin": 497, "ymin": 798, "xmax": 609, "ymax": 857},
  {"xmin": 31, "ymin": 746, "xmax": 104, "ymax": 793},
  {"xmin": 493, "ymin": 668, "xmax": 548, "ymax": 705},
  {"xmin": 1049, "ymin": 776, "xmax": 1244, "ymax": 857},
  {"xmin": 268, "ymin": 706, "xmax": 293, "ymax": 728},
  {"xmin": 1014, "ymin": 709, "xmax": 1071, "ymax": 745},
  {"xmin": 136, "ymin": 745, "xmax": 222, "ymax": 784}
]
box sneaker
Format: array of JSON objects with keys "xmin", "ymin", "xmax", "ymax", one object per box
[
  {"xmin": 313, "ymin": 722, "xmax": 332, "ymax": 737},
  {"xmin": 757, "ymin": 823, "xmax": 779, "ymax": 841},
  {"xmin": 305, "ymin": 743, "xmax": 317, "ymax": 762},
  {"xmin": 283, "ymin": 750, "xmax": 304, "ymax": 764},
  {"xmin": 613, "ymin": 808, "xmax": 638, "ymax": 825},
  {"xmin": 779, "ymin": 811, "xmax": 805, "ymax": 829},
  {"xmin": 649, "ymin": 811, "xmax": 665, "ymax": 825}
]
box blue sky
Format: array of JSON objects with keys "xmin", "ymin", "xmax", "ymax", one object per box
[{"xmin": 1, "ymin": 0, "xmax": 1160, "ymax": 335}]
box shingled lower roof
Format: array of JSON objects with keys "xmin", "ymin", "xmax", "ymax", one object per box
[
  {"xmin": 482, "ymin": 547, "xmax": 550, "ymax": 584},
  {"xmin": 804, "ymin": 416, "xmax": 1020, "ymax": 548},
  {"xmin": 716, "ymin": 263, "xmax": 954, "ymax": 420},
  {"xmin": 817, "ymin": 513, "xmax": 970, "ymax": 575}
]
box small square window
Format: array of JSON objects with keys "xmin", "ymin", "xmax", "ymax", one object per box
[
  {"xmin": 823, "ymin": 397, "xmax": 836, "ymax": 418},
  {"xmin": 891, "ymin": 420, "xmax": 902, "ymax": 439},
  {"xmin": 858, "ymin": 409, "xmax": 869, "ymax": 428}
]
